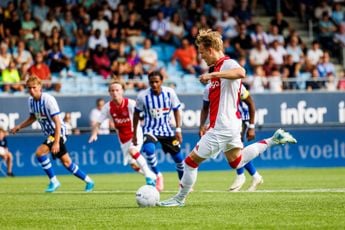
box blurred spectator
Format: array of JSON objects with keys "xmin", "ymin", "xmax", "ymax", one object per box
[
  {"xmin": 126, "ymin": 47, "xmax": 143, "ymax": 77},
  {"xmin": 75, "ymin": 50, "xmax": 90, "ymax": 73},
  {"xmin": 195, "ymin": 15, "xmax": 211, "ymax": 31},
  {"xmin": 267, "ymin": 25, "xmax": 285, "ymax": 46},
  {"xmin": 250, "ymin": 23, "xmax": 269, "ymax": 47},
  {"xmin": 318, "ymin": 11, "xmax": 337, "ymax": 52},
  {"xmin": 249, "ymin": 40, "xmax": 269, "ymax": 67},
  {"xmin": 298, "ymin": 0, "xmax": 316, "ymax": 23},
  {"xmin": 331, "ymin": 3, "xmax": 344, "ymax": 26},
  {"xmin": 45, "ymin": 26, "xmax": 64, "ymax": 52},
  {"xmin": 325, "ymin": 74, "xmax": 337, "ymax": 91},
  {"xmin": 316, "ymin": 51, "xmax": 336, "ymax": 78},
  {"xmin": 334, "ymin": 23, "xmax": 345, "ymax": 58},
  {"xmin": 107, "ymin": 0, "xmax": 121, "ymax": 10},
  {"xmin": 28, "ymin": 52, "xmax": 61, "ymax": 92},
  {"xmin": 234, "ymin": 0, "xmax": 253, "ymax": 27},
  {"xmin": 159, "ymin": 0, "xmax": 176, "ymax": 19},
  {"xmin": 150, "ymin": 10, "xmax": 171, "ymax": 44},
  {"xmin": 20, "ymin": 11, "xmax": 37, "ymax": 40},
  {"xmin": 78, "ymin": 14, "xmax": 92, "ymax": 36},
  {"xmin": 46, "ymin": 43, "xmax": 70, "ymax": 75},
  {"xmin": 185, "ymin": 25, "xmax": 199, "ymax": 46},
  {"xmin": 306, "ymin": 67, "xmax": 325, "ymax": 91},
  {"xmin": 3, "ymin": 10, "xmax": 21, "ymax": 40},
  {"xmin": 75, "ymin": 27, "xmax": 89, "ymax": 53},
  {"xmin": 233, "ymin": 23, "xmax": 253, "ymax": 57},
  {"xmin": 59, "ymin": 10, "xmax": 77, "ymax": 46},
  {"xmin": 33, "ymin": 0, "xmax": 50, "ymax": 24},
  {"xmin": 123, "ymin": 12, "xmax": 144, "ymax": 47},
  {"xmin": 270, "ymin": 12, "xmax": 289, "ymax": 35},
  {"xmin": 88, "ymin": 28, "xmax": 108, "ymax": 51},
  {"xmin": 27, "ymin": 29, "xmax": 46, "ymax": 56},
  {"xmin": 12, "ymin": 40, "xmax": 33, "ymax": 75},
  {"xmin": 248, "ymin": 65, "xmax": 267, "ymax": 93},
  {"xmin": 0, "ymin": 42, "xmax": 11, "ymax": 71},
  {"xmin": 267, "ymin": 67, "xmax": 283, "ymax": 92},
  {"xmin": 63, "ymin": 112, "xmax": 74, "ymax": 135},
  {"xmin": 40, "ymin": 11, "xmax": 61, "ymax": 38},
  {"xmin": 0, "ymin": 127, "xmax": 14, "ymax": 177},
  {"xmin": 91, "ymin": 44, "xmax": 111, "ymax": 79},
  {"xmin": 171, "ymin": 38, "xmax": 200, "ymax": 75},
  {"xmin": 285, "ymin": 35, "xmax": 304, "ymax": 64},
  {"xmin": 89, "ymin": 98, "xmax": 111, "ymax": 135},
  {"xmin": 282, "ymin": 54, "xmax": 299, "ymax": 89},
  {"xmin": 314, "ymin": 0, "xmax": 332, "ymax": 21},
  {"xmin": 169, "ymin": 12, "xmax": 185, "ymax": 47},
  {"xmin": 91, "ymin": 10, "xmax": 109, "ymax": 38},
  {"xmin": 1, "ymin": 60, "xmax": 24, "ymax": 93},
  {"xmin": 138, "ymin": 38, "xmax": 159, "ymax": 74},
  {"xmin": 215, "ymin": 11, "xmax": 238, "ymax": 39},
  {"xmin": 306, "ymin": 40, "xmax": 324, "ymax": 66},
  {"xmin": 263, "ymin": 55, "xmax": 278, "ymax": 76},
  {"xmin": 268, "ymin": 40, "xmax": 287, "ymax": 66}
]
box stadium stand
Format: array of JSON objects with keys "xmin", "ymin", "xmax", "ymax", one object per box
[{"xmin": 0, "ymin": 0, "xmax": 344, "ymax": 95}]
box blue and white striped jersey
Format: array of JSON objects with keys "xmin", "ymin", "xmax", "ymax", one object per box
[
  {"xmin": 28, "ymin": 93, "xmax": 66, "ymax": 137},
  {"xmin": 135, "ymin": 86, "xmax": 181, "ymax": 137},
  {"xmin": 239, "ymin": 84, "xmax": 250, "ymax": 121}
]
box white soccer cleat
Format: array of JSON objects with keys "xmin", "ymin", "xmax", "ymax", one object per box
[
  {"xmin": 158, "ymin": 196, "xmax": 185, "ymax": 207},
  {"xmin": 247, "ymin": 175, "xmax": 264, "ymax": 192},
  {"xmin": 272, "ymin": 129, "xmax": 297, "ymax": 144},
  {"xmin": 228, "ymin": 175, "xmax": 246, "ymax": 192}
]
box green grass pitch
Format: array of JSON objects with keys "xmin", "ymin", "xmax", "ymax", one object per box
[{"xmin": 1, "ymin": 168, "xmax": 345, "ymax": 229}]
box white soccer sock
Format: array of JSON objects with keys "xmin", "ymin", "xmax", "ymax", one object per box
[
  {"xmin": 237, "ymin": 141, "xmax": 270, "ymax": 169},
  {"xmin": 51, "ymin": 176, "xmax": 59, "ymax": 184},
  {"xmin": 177, "ymin": 161, "xmax": 198, "ymax": 200},
  {"xmin": 84, "ymin": 175, "xmax": 93, "ymax": 183},
  {"xmin": 135, "ymin": 154, "xmax": 156, "ymax": 179}
]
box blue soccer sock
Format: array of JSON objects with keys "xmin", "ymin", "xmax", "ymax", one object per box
[
  {"xmin": 142, "ymin": 142, "xmax": 160, "ymax": 175},
  {"xmin": 66, "ymin": 162, "xmax": 88, "ymax": 181},
  {"xmin": 236, "ymin": 167, "xmax": 245, "ymax": 175},
  {"xmin": 244, "ymin": 161, "xmax": 257, "ymax": 176},
  {"xmin": 171, "ymin": 152, "xmax": 184, "ymax": 180},
  {"xmin": 37, "ymin": 155, "xmax": 56, "ymax": 180}
]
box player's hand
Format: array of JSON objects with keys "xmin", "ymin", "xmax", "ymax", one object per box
[
  {"xmin": 51, "ymin": 142, "xmax": 60, "ymax": 154},
  {"xmin": 246, "ymin": 128, "xmax": 255, "ymax": 141},
  {"xmin": 175, "ymin": 132, "xmax": 182, "ymax": 143},
  {"xmin": 199, "ymin": 125, "xmax": 207, "ymax": 137},
  {"xmin": 88, "ymin": 134, "xmax": 98, "ymax": 143},
  {"xmin": 10, "ymin": 126, "xmax": 20, "ymax": 134},
  {"xmin": 199, "ymin": 73, "xmax": 211, "ymax": 84}
]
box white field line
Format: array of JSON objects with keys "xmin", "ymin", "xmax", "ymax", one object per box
[{"xmin": 54, "ymin": 188, "xmax": 345, "ymax": 194}]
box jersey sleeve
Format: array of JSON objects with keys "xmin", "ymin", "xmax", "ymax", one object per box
[
  {"xmin": 135, "ymin": 92, "xmax": 144, "ymax": 112},
  {"xmin": 221, "ymin": 59, "xmax": 242, "ymax": 71},
  {"xmin": 128, "ymin": 99, "xmax": 136, "ymax": 114},
  {"xmin": 46, "ymin": 94, "xmax": 61, "ymax": 117}
]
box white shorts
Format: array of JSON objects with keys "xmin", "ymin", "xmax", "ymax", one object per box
[
  {"xmin": 120, "ymin": 138, "xmax": 143, "ymax": 166},
  {"xmin": 193, "ymin": 128, "xmax": 243, "ymax": 159},
  {"xmin": 0, "ymin": 146, "xmax": 6, "ymax": 156}
]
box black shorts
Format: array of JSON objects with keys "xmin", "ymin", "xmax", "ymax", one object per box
[
  {"xmin": 144, "ymin": 134, "xmax": 181, "ymax": 155},
  {"xmin": 42, "ymin": 135, "xmax": 68, "ymax": 159}
]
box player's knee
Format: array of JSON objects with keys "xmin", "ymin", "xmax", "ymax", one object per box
[{"xmin": 142, "ymin": 142, "xmax": 155, "ymax": 155}]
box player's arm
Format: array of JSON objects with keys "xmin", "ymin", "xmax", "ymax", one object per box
[
  {"xmin": 51, "ymin": 115, "xmax": 61, "ymax": 154},
  {"xmin": 88, "ymin": 121, "xmax": 101, "ymax": 143},
  {"xmin": 10, "ymin": 114, "xmax": 36, "ymax": 134},
  {"xmin": 199, "ymin": 67, "xmax": 246, "ymax": 83},
  {"xmin": 242, "ymin": 94, "xmax": 256, "ymax": 141},
  {"xmin": 199, "ymin": 101, "xmax": 209, "ymax": 137},
  {"xmin": 132, "ymin": 109, "xmax": 141, "ymax": 145},
  {"xmin": 173, "ymin": 108, "xmax": 182, "ymax": 143}
]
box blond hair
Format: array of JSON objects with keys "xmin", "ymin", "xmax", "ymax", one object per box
[
  {"xmin": 108, "ymin": 79, "xmax": 126, "ymax": 91},
  {"xmin": 195, "ymin": 29, "xmax": 223, "ymax": 51},
  {"xmin": 26, "ymin": 75, "xmax": 42, "ymax": 86}
]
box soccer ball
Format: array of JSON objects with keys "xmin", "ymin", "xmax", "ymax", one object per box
[{"xmin": 135, "ymin": 185, "xmax": 160, "ymax": 207}]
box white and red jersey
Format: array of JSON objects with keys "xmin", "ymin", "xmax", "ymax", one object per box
[
  {"xmin": 98, "ymin": 98, "xmax": 142, "ymax": 144},
  {"xmin": 203, "ymin": 56, "xmax": 242, "ymax": 131}
]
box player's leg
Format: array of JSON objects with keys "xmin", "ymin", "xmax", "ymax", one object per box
[
  {"xmin": 128, "ymin": 146, "xmax": 156, "ymax": 186},
  {"xmin": 226, "ymin": 129, "xmax": 297, "ymax": 170},
  {"xmin": 5, "ymin": 152, "xmax": 14, "ymax": 176},
  {"xmin": 161, "ymin": 137, "xmax": 184, "ymax": 181},
  {"xmin": 142, "ymin": 135, "xmax": 163, "ymax": 190},
  {"xmin": 57, "ymin": 140, "xmax": 94, "ymax": 192},
  {"xmin": 35, "ymin": 144, "xmax": 60, "ymax": 192},
  {"xmin": 229, "ymin": 167, "xmax": 246, "ymax": 192}
]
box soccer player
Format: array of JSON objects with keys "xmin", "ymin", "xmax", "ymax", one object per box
[
  {"xmin": 159, "ymin": 29, "xmax": 297, "ymax": 207},
  {"xmin": 132, "ymin": 71, "xmax": 184, "ymax": 192},
  {"xmin": 0, "ymin": 127, "xmax": 14, "ymax": 177},
  {"xmin": 88, "ymin": 80, "xmax": 156, "ymax": 186},
  {"xmin": 10, "ymin": 75, "xmax": 94, "ymax": 193}
]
